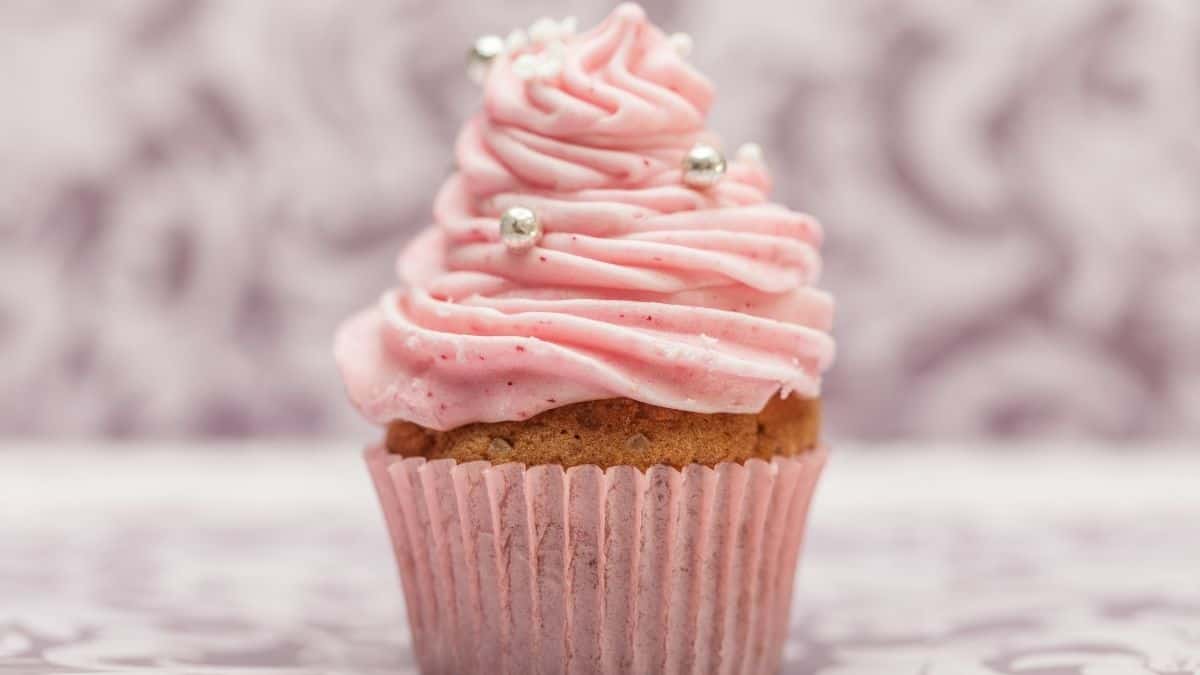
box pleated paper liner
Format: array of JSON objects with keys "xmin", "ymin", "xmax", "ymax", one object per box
[{"xmin": 365, "ymin": 444, "xmax": 826, "ymax": 675}]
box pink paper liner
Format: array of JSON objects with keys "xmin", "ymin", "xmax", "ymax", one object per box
[{"xmin": 365, "ymin": 445, "xmax": 827, "ymax": 675}]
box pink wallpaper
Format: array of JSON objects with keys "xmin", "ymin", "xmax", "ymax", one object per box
[{"xmin": 2, "ymin": 0, "xmax": 1197, "ymax": 440}]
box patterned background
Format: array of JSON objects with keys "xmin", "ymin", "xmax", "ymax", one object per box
[
  {"xmin": 5, "ymin": 446, "xmax": 1200, "ymax": 673},
  {"xmin": 2, "ymin": 0, "xmax": 1198, "ymax": 441}
]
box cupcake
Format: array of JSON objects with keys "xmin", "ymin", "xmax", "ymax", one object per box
[{"xmin": 335, "ymin": 5, "xmax": 835, "ymax": 674}]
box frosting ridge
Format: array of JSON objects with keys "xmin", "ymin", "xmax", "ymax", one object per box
[{"xmin": 335, "ymin": 3, "xmax": 835, "ymax": 430}]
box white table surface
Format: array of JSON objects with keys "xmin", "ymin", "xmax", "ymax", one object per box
[{"xmin": 2, "ymin": 444, "xmax": 1199, "ymax": 674}]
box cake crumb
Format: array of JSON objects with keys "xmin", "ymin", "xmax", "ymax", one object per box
[
  {"xmin": 626, "ymin": 433, "xmax": 651, "ymax": 452},
  {"xmin": 488, "ymin": 437, "xmax": 514, "ymax": 458},
  {"xmin": 385, "ymin": 396, "xmax": 821, "ymax": 470}
]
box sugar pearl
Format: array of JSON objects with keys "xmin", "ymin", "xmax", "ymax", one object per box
[
  {"xmin": 669, "ymin": 32, "xmax": 693, "ymax": 57},
  {"xmin": 681, "ymin": 143, "xmax": 727, "ymax": 188},
  {"xmin": 529, "ymin": 17, "xmax": 560, "ymax": 44},
  {"xmin": 506, "ymin": 28, "xmax": 529, "ymax": 51},
  {"xmin": 467, "ymin": 34, "xmax": 506, "ymax": 84},
  {"xmin": 737, "ymin": 142, "xmax": 765, "ymax": 163},
  {"xmin": 511, "ymin": 53, "xmax": 539, "ymax": 80},
  {"xmin": 499, "ymin": 206, "xmax": 543, "ymax": 251},
  {"xmin": 535, "ymin": 56, "xmax": 562, "ymax": 79}
]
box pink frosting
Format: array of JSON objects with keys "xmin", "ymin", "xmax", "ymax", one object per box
[{"xmin": 335, "ymin": 4, "xmax": 835, "ymax": 430}]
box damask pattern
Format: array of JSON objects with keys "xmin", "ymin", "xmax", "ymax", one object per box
[{"xmin": 2, "ymin": 0, "xmax": 1198, "ymax": 440}]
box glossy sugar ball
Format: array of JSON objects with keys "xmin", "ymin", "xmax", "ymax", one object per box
[
  {"xmin": 499, "ymin": 206, "xmax": 543, "ymax": 251},
  {"xmin": 468, "ymin": 35, "xmax": 506, "ymax": 84},
  {"xmin": 681, "ymin": 143, "xmax": 726, "ymax": 188}
]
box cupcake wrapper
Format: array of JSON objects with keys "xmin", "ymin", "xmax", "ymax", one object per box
[{"xmin": 365, "ymin": 445, "xmax": 826, "ymax": 675}]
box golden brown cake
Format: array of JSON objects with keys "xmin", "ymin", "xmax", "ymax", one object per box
[{"xmin": 386, "ymin": 395, "xmax": 820, "ymax": 470}]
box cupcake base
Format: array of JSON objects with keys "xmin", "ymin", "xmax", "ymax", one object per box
[
  {"xmin": 365, "ymin": 445, "xmax": 827, "ymax": 675},
  {"xmin": 386, "ymin": 395, "xmax": 822, "ymax": 470}
]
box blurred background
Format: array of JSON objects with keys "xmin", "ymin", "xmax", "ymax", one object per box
[{"xmin": 2, "ymin": 0, "xmax": 1197, "ymax": 443}]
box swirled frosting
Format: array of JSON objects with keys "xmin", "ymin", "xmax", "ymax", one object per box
[{"xmin": 335, "ymin": 3, "xmax": 835, "ymax": 430}]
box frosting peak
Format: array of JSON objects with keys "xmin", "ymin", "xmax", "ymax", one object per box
[
  {"xmin": 462, "ymin": 4, "xmax": 715, "ymax": 199},
  {"xmin": 335, "ymin": 4, "xmax": 835, "ymax": 430},
  {"xmin": 484, "ymin": 3, "xmax": 712, "ymax": 144}
]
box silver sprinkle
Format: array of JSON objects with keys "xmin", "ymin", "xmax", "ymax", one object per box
[
  {"xmin": 468, "ymin": 35, "xmax": 506, "ymax": 84},
  {"xmin": 736, "ymin": 142, "xmax": 765, "ymax": 163},
  {"xmin": 669, "ymin": 32, "xmax": 693, "ymax": 57},
  {"xmin": 499, "ymin": 206, "xmax": 543, "ymax": 251},
  {"xmin": 681, "ymin": 143, "xmax": 726, "ymax": 188}
]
